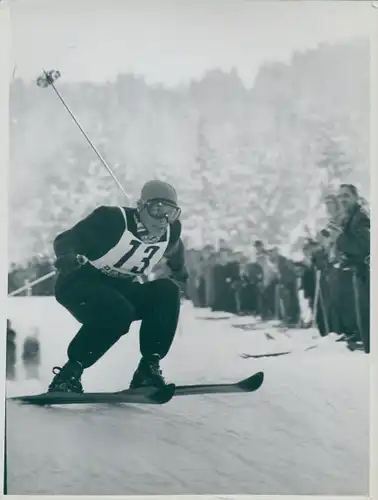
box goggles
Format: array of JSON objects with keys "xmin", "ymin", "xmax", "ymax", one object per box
[{"xmin": 144, "ymin": 199, "xmax": 181, "ymax": 223}]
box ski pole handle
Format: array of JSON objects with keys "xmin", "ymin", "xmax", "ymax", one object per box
[{"xmin": 77, "ymin": 255, "xmax": 88, "ymax": 266}]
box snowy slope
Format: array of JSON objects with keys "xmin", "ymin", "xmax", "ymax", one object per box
[{"xmin": 6, "ymin": 298, "xmax": 369, "ymax": 496}]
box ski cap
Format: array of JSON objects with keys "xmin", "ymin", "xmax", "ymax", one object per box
[{"xmin": 141, "ymin": 180, "xmax": 178, "ymax": 205}]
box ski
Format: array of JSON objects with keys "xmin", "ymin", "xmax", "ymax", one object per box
[
  {"xmin": 8, "ymin": 372, "xmax": 264, "ymax": 406},
  {"xmin": 240, "ymin": 345, "xmax": 319, "ymax": 359},
  {"xmin": 240, "ymin": 337, "xmax": 354, "ymax": 359},
  {"xmin": 8, "ymin": 383, "xmax": 176, "ymax": 406},
  {"xmin": 240, "ymin": 351, "xmax": 291, "ymax": 359},
  {"xmin": 174, "ymin": 371, "xmax": 264, "ymax": 396},
  {"xmin": 199, "ymin": 316, "xmax": 233, "ymax": 321}
]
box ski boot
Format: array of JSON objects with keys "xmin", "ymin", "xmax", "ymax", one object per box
[
  {"xmin": 48, "ymin": 360, "xmax": 84, "ymax": 393},
  {"xmin": 129, "ymin": 353, "xmax": 166, "ymax": 389}
]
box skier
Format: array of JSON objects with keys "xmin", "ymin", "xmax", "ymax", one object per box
[{"xmin": 48, "ymin": 180, "xmax": 189, "ymax": 393}]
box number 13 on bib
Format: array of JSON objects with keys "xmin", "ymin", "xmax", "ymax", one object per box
[{"xmin": 89, "ymin": 226, "xmax": 170, "ymax": 278}]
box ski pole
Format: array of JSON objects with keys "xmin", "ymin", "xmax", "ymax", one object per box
[
  {"xmin": 8, "ymin": 271, "xmax": 56, "ymax": 296},
  {"xmin": 311, "ymin": 268, "xmax": 321, "ymax": 328},
  {"xmin": 318, "ymin": 282, "xmax": 330, "ymax": 335},
  {"xmin": 36, "ymin": 69, "xmax": 131, "ymax": 203},
  {"xmin": 352, "ymin": 270, "xmax": 364, "ymax": 345},
  {"xmin": 274, "ymin": 283, "xmax": 279, "ymax": 320}
]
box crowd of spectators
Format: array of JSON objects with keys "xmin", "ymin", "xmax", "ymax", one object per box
[
  {"xmin": 156, "ymin": 183, "xmax": 371, "ymax": 353},
  {"xmin": 8, "ymin": 255, "xmax": 56, "ymax": 296},
  {"xmin": 6, "ymin": 319, "xmax": 41, "ymax": 382},
  {"xmin": 8, "ymin": 184, "xmax": 370, "ymax": 354},
  {"xmin": 300, "ymin": 184, "xmax": 370, "ymax": 353}
]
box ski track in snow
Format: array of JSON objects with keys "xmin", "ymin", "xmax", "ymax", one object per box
[{"xmin": 6, "ymin": 298, "xmax": 369, "ymax": 496}]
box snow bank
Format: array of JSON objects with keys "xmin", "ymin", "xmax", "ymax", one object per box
[{"xmin": 6, "ymin": 297, "xmax": 369, "ymax": 495}]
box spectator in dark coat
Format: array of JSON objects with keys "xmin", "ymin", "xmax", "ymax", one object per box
[
  {"xmin": 335, "ymin": 184, "xmax": 370, "ymax": 352},
  {"xmin": 269, "ymin": 247, "xmax": 300, "ymax": 326},
  {"xmin": 22, "ymin": 330, "xmax": 41, "ymax": 380},
  {"xmin": 6, "ymin": 319, "xmax": 17, "ymax": 381}
]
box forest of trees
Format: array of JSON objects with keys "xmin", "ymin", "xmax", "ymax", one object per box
[{"xmin": 8, "ymin": 38, "xmax": 369, "ymax": 264}]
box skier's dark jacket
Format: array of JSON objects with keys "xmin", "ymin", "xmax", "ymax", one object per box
[{"xmin": 53, "ymin": 206, "xmax": 185, "ymax": 282}]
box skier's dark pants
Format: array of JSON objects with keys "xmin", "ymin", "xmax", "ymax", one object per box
[{"xmin": 55, "ymin": 270, "xmax": 181, "ymax": 368}]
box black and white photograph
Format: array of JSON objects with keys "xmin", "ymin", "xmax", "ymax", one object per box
[{"xmin": 4, "ymin": 0, "xmax": 374, "ymax": 496}]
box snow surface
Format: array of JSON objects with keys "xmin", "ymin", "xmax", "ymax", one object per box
[{"xmin": 6, "ymin": 297, "xmax": 369, "ymax": 496}]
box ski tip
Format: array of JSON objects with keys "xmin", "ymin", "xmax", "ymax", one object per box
[
  {"xmin": 240, "ymin": 353, "xmax": 252, "ymax": 359},
  {"xmin": 7, "ymin": 395, "xmax": 42, "ymax": 405},
  {"xmin": 237, "ymin": 371, "xmax": 264, "ymax": 391},
  {"xmin": 7, "ymin": 394, "xmax": 33, "ymax": 402}
]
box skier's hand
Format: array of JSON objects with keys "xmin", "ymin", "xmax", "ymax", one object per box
[
  {"xmin": 170, "ymin": 266, "xmax": 189, "ymax": 292},
  {"xmin": 54, "ymin": 253, "xmax": 88, "ymax": 276}
]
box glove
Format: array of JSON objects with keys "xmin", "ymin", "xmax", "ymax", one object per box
[
  {"xmin": 170, "ymin": 266, "xmax": 189, "ymax": 291},
  {"xmin": 54, "ymin": 253, "xmax": 88, "ymax": 276}
]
